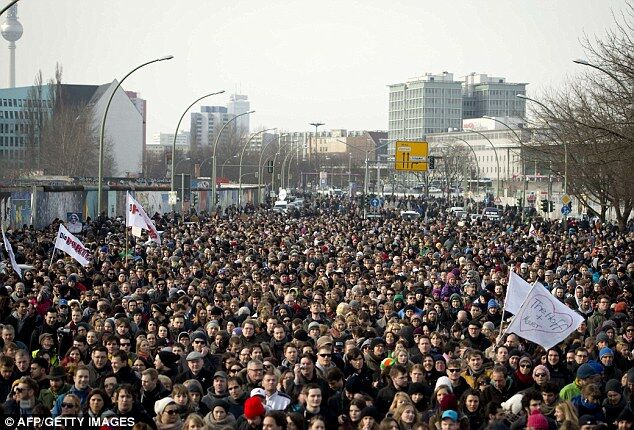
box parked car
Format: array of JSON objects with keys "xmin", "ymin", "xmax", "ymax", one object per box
[
  {"xmin": 272, "ymin": 201, "xmax": 289, "ymax": 213},
  {"xmin": 400, "ymin": 210, "xmax": 421, "ymax": 220}
]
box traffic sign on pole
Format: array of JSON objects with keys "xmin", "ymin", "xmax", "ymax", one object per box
[
  {"xmin": 394, "ymin": 141, "xmax": 429, "ymax": 172},
  {"xmin": 561, "ymin": 205, "xmax": 571, "ymax": 215},
  {"xmin": 370, "ymin": 198, "xmax": 380, "ymax": 208}
]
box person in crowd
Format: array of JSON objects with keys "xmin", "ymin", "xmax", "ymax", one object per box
[{"xmin": 0, "ymin": 194, "xmax": 631, "ymax": 430}]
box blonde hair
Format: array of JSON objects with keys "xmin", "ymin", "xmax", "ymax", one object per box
[
  {"xmin": 388, "ymin": 392, "xmax": 414, "ymax": 416},
  {"xmin": 555, "ymin": 401, "xmax": 579, "ymax": 426}
]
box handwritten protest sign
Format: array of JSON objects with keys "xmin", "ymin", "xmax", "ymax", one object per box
[{"xmin": 506, "ymin": 283, "xmax": 584, "ymax": 350}]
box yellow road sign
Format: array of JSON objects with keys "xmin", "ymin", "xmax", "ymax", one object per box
[{"xmin": 395, "ymin": 141, "xmax": 429, "ymax": 171}]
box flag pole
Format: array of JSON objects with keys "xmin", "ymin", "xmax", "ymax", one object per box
[
  {"xmin": 50, "ymin": 248, "xmax": 56, "ymax": 267},
  {"xmin": 125, "ymin": 227, "xmax": 129, "ymax": 267}
]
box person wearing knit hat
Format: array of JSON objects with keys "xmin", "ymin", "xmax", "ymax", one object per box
[
  {"xmin": 242, "ymin": 396, "xmax": 266, "ymax": 422},
  {"xmin": 154, "ymin": 396, "xmax": 182, "ymax": 429},
  {"xmin": 532, "ymin": 365, "xmax": 551, "ymax": 389},
  {"xmin": 560, "ymin": 363, "xmax": 601, "ymax": 401},
  {"xmin": 156, "ymin": 351, "xmax": 180, "ymax": 372},
  {"xmin": 203, "ymin": 398, "xmax": 236, "ymax": 429},
  {"xmin": 526, "ymin": 410, "xmax": 549, "ymax": 430},
  {"xmin": 604, "ymin": 378, "xmax": 626, "ymax": 427}
]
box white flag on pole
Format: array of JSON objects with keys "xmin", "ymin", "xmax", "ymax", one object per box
[
  {"xmin": 126, "ymin": 193, "xmax": 161, "ymax": 244},
  {"xmin": 506, "ymin": 283, "xmax": 584, "ymax": 350},
  {"xmin": 54, "ymin": 224, "xmax": 91, "ymax": 267},
  {"xmin": 1, "ymin": 230, "xmax": 22, "ymax": 278},
  {"xmin": 504, "ymin": 271, "xmax": 534, "ymax": 315}
]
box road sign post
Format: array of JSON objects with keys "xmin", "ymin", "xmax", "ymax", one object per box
[{"xmin": 395, "ymin": 141, "xmax": 429, "ymax": 172}]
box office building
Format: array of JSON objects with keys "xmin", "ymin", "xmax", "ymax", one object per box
[
  {"xmin": 0, "ymin": 81, "xmax": 143, "ymax": 176},
  {"xmin": 388, "ymin": 72, "xmax": 463, "ymax": 154},
  {"xmin": 189, "ymin": 106, "xmax": 235, "ymax": 150},
  {"xmin": 227, "ymin": 94, "xmax": 250, "ymax": 133},
  {"xmin": 462, "ymin": 73, "xmax": 527, "ymax": 119}
]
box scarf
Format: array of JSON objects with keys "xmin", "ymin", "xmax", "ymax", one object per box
[
  {"xmin": 154, "ymin": 418, "xmax": 183, "ymax": 430},
  {"xmin": 514, "ymin": 369, "xmax": 534, "ymax": 385}
]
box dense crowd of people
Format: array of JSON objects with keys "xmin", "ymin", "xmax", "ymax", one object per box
[{"xmin": 0, "ymin": 194, "xmax": 632, "ymax": 430}]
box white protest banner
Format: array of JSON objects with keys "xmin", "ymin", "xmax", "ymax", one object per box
[
  {"xmin": 504, "ymin": 271, "xmax": 533, "ymax": 315},
  {"xmin": 1, "ymin": 230, "xmax": 22, "ymax": 278},
  {"xmin": 506, "ymin": 283, "xmax": 584, "ymax": 350},
  {"xmin": 54, "ymin": 224, "xmax": 91, "ymax": 267},
  {"xmin": 126, "ymin": 192, "xmax": 161, "ymax": 244}
]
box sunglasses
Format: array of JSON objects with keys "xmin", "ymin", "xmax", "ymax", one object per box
[
  {"xmin": 164, "ymin": 409, "xmax": 179, "ymax": 416},
  {"xmin": 319, "ymin": 353, "xmax": 332, "ymax": 358},
  {"xmin": 534, "ymin": 373, "xmax": 547, "ymax": 377},
  {"xmin": 61, "ymin": 403, "xmax": 77, "ymax": 408},
  {"xmin": 520, "ymin": 364, "xmax": 532, "ymax": 368},
  {"xmin": 447, "ymin": 368, "xmax": 460, "ymax": 373}
]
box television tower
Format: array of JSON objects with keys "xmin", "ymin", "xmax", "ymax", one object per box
[{"xmin": 1, "ymin": 2, "xmax": 23, "ymax": 88}]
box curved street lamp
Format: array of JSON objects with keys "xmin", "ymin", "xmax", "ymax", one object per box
[
  {"xmin": 453, "ymin": 138, "xmax": 480, "ymax": 194},
  {"xmin": 258, "ymin": 133, "xmax": 281, "ymax": 204},
  {"xmin": 280, "ymin": 142, "xmax": 295, "ymax": 190},
  {"xmin": 97, "ymin": 55, "xmax": 173, "ymax": 214},
  {"xmin": 517, "ymin": 94, "xmax": 568, "ymax": 194},
  {"xmin": 573, "ymin": 59, "xmax": 629, "ymax": 94},
  {"xmin": 483, "ymin": 116, "xmax": 529, "ymax": 217},
  {"xmin": 170, "ymin": 91, "xmax": 225, "ymax": 211},
  {"xmin": 238, "ymin": 128, "xmax": 275, "ymax": 206},
  {"xmin": 211, "ymin": 110, "xmax": 254, "ymax": 210},
  {"xmin": 465, "ymin": 129, "xmax": 501, "ymax": 198}
]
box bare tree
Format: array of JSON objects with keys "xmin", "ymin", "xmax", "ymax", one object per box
[
  {"xmin": 529, "ymin": 2, "xmax": 633, "ymax": 229},
  {"xmin": 20, "ymin": 64, "xmax": 116, "ymax": 177}
]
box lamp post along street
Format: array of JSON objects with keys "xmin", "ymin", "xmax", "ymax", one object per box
[
  {"xmin": 97, "ymin": 55, "xmax": 173, "ymax": 215},
  {"xmin": 483, "ymin": 116, "xmax": 527, "ymax": 219},
  {"xmin": 453, "ymin": 138, "xmax": 480, "ymax": 194},
  {"xmin": 211, "ymin": 110, "xmax": 254, "ymax": 211},
  {"xmin": 258, "ymin": 133, "xmax": 280, "ymax": 205},
  {"xmin": 170, "ymin": 91, "xmax": 225, "ymax": 211},
  {"xmin": 465, "ymin": 129, "xmax": 501, "ymax": 199},
  {"xmin": 517, "ymin": 94, "xmax": 568, "ymax": 195},
  {"xmin": 239, "ymin": 129, "xmax": 275, "ymax": 207},
  {"xmin": 573, "ymin": 59, "xmax": 630, "ymax": 94},
  {"xmin": 309, "ymin": 122, "xmax": 324, "ymax": 162},
  {"xmin": 286, "ymin": 141, "xmax": 298, "ymax": 189}
]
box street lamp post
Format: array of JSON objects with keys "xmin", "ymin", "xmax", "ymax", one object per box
[
  {"xmin": 270, "ymin": 151, "xmax": 281, "ymax": 196},
  {"xmin": 309, "ymin": 122, "xmax": 324, "ymax": 162},
  {"xmin": 258, "ymin": 133, "xmax": 281, "ymax": 205},
  {"xmin": 453, "ymin": 138, "xmax": 481, "ymax": 194},
  {"xmin": 465, "ymin": 129, "xmax": 501, "ymax": 199},
  {"xmin": 238, "ymin": 129, "xmax": 275, "ymax": 207},
  {"xmin": 286, "ymin": 141, "xmax": 298, "ymax": 189},
  {"xmin": 483, "ymin": 116, "xmax": 528, "ymax": 218},
  {"xmin": 281, "ymin": 143, "xmax": 294, "ymax": 190},
  {"xmin": 97, "ymin": 55, "xmax": 173, "ymax": 215},
  {"xmin": 517, "ymin": 94, "xmax": 568, "ymax": 194},
  {"xmin": 170, "ymin": 91, "xmax": 224, "ymax": 211},
  {"xmin": 573, "ymin": 59, "xmax": 630, "ymax": 94},
  {"xmin": 211, "ymin": 110, "xmax": 254, "ymax": 211}
]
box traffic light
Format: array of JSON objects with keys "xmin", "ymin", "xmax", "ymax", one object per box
[
  {"xmin": 267, "ymin": 160, "xmax": 274, "ymax": 173},
  {"xmin": 428, "ymin": 156, "xmax": 435, "ymax": 170},
  {"xmin": 540, "ymin": 199, "xmax": 548, "ymax": 212},
  {"xmin": 548, "ymin": 201, "xmax": 554, "ymax": 212},
  {"xmin": 365, "ymin": 195, "xmax": 370, "ymax": 206},
  {"xmin": 517, "ymin": 198, "xmax": 523, "ymax": 208}
]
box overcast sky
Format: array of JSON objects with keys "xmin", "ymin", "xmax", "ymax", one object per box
[{"xmin": 3, "ymin": 0, "xmax": 627, "ymax": 142}]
